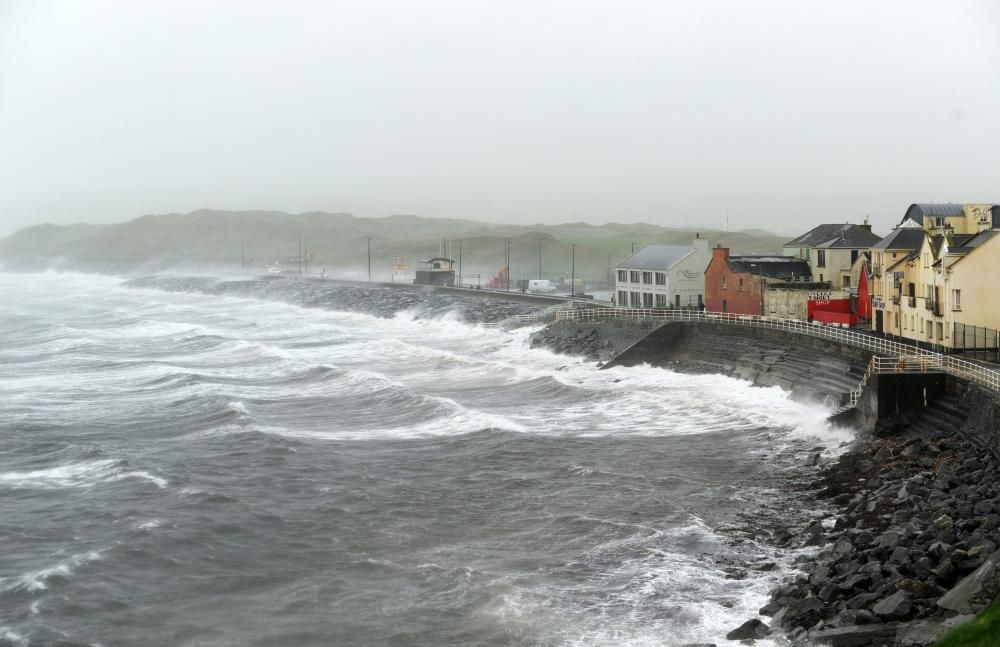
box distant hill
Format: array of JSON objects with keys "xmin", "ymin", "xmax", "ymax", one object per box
[{"xmin": 0, "ymin": 209, "xmax": 790, "ymax": 283}]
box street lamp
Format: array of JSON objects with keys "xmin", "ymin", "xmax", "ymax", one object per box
[
  {"xmin": 367, "ymin": 237, "xmax": 372, "ymax": 282},
  {"xmin": 570, "ymin": 243, "xmax": 576, "ymax": 298},
  {"xmin": 533, "ymin": 237, "xmax": 544, "ymax": 279}
]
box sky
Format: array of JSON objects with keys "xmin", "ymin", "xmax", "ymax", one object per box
[{"xmin": 1, "ymin": 0, "xmax": 999, "ymax": 237}]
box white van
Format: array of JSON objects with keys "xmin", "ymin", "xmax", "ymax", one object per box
[{"xmin": 527, "ymin": 279, "xmax": 556, "ymax": 293}]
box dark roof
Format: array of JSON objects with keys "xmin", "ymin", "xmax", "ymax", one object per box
[
  {"xmin": 871, "ymin": 228, "xmax": 926, "ymax": 251},
  {"xmin": 948, "ymin": 230, "xmax": 999, "ymax": 260},
  {"xmin": 727, "ymin": 256, "xmax": 811, "ymax": 280},
  {"xmin": 617, "ymin": 244, "xmax": 693, "ymax": 270},
  {"xmin": 784, "ymin": 223, "xmax": 882, "ymax": 249},
  {"xmin": 902, "ymin": 203, "xmax": 965, "ymax": 226}
]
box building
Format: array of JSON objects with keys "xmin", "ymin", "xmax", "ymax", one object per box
[
  {"xmin": 614, "ymin": 237, "xmax": 711, "ymax": 308},
  {"xmin": 413, "ymin": 257, "xmax": 455, "ymax": 286},
  {"xmin": 704, "ymin": 246, "xmax": 819, "ymax": 317},
  {"xmin": 869, "ymin": 203, "xmax": 1000, "ymax": 353},
  {"xmin": 784, "ymin": 222, "xmax": 882, "ymax": 288}
]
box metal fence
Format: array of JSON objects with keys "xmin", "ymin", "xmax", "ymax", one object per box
[{"xmin": 953, "ymin": 323, "xmax": 1000, "ymax": 363}]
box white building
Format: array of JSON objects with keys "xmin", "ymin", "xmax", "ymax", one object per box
[{"xmin": 614, "ymin": 237, "xmax": 712, "ymax": 308}]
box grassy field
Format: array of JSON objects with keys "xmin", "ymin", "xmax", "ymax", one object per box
[{"xmin": 935, "ymin": 600, "xmax": 1000, "ymax": 646}]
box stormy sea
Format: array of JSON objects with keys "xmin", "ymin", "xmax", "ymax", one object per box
[{"xmin": 0, "ymin": 272, "xmax": 853, "ymax": 647}]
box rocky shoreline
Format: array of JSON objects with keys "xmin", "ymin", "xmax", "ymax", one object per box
[
  {"xmin": 527, "ymin": 319, "xmax": 999, "ymax": 646},
  {"xmin": 124, "ymin": 275, "xmax": 542, "ymax": 323},
  {"xmin": 741, "ymin": 421, "xmax": 1000, "ymax": 647}
]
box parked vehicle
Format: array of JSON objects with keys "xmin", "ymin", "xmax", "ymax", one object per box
[{"xmin": 527, "ymin": 279, "xmax": 556, "ymax": 293}]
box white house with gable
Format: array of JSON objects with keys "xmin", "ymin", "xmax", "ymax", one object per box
[{"xmin": 614, "ymin": 237, "xmax": 712, "ymax": 308}]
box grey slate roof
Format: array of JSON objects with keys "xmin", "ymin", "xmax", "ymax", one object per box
[
  {"xmin": 617, "ymin": 244, "xmax": 693, "ymax": 270},
  {"xmin": 784, "ymin": 224, "xmax": 882, "ymax": 249},
  {"xmin": 871, "ymin": 228, "xmax": 926, "ymax": 251},
  {"xmin": 727, "ymin": 256, "xmax": 811, "ymax": 280},
  {"xmin": 948, "ymin": 230, "xmax": 999, "ymax": 259},
  {"xmin": 902, "ymin": 203, "xmax": 965, "ymax": 226}
]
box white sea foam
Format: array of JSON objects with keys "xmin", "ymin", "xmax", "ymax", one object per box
[
  {"xmin": 0, "ymin": 459, "xmax": 167, "ymax": 490},
  {"xmin": 3, "ymin": 550, "xmax": 103, "ymax": 593}
]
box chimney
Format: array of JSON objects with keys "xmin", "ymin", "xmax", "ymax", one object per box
[{"xmin": 712, "ymin": 245, "xmax": 730, "ymax": 260}]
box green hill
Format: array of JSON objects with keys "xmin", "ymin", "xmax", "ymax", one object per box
[{"xmin": 0, "ymin": 209, "xmax": 790, "ymax": 283}]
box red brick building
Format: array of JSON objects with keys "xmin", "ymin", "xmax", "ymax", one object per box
[{"xmin": 704, "ymin": 246, "xmax": 813, "ymax": 315}]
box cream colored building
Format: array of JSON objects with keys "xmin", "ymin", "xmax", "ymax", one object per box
[
  {"xmin": 870, "ymin": 203, "xmax": 1000, "ymax": 351},
  {"xmin": 615, "ymin": 237, "xmax": 711, "ymax": 308},
  {"xmin": 784, "ymin": 223, "xmax": 882, "ymax": 288}
]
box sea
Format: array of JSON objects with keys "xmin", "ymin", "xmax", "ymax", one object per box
[{"xmin": 0, "ymin": 272, "xmax": 852, "ymax": 647}]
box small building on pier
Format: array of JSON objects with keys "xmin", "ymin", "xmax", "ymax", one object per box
[{"xmin": 414, "ymin": 258, "xmax": 456, "ymax": 287}]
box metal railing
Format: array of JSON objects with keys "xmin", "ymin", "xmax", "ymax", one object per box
[
  {"xmin": 849, "ymin": 355, "xmax": 945, "ymax": 405},
  {"xmin": 482, "ymin": 302, "xmax": 579, "ymax": 330},
  {"xmin": 552, "ymin": 306, "xmax": 1000, "ymax": 398}
]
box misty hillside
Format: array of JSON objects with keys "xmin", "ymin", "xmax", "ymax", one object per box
[{"xmin": 0, "ymin": 210, "xmax": 790, "ymax": 281}]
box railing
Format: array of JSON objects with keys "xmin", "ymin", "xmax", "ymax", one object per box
[
  {"xmin": 551, "ymin": 306, "xmax": 1000, "ymax": 399},
  {"xmin": 482, "ymin": 302, "xmax": 579, "ymax": 330},
  {"xmin": 924, "ymin": 299, "xmax": 935, "ymax": 311},
  {"xmin": 908, "ymin": 296, "xmax": 917, "ymax": 308},
  {"xmin": 892, "ymin": 296, "xmax": 900, "ymax": 305}
]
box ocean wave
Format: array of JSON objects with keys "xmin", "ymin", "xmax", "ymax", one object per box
[
  {"xmin": 1, "ymin": 550, "xmax": 103, "ymax": 593},
  {"xmin": 0, "ymin": 459, "xmax": 167, "ymax": 490}
]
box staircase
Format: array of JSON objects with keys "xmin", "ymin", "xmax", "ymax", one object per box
[{"xmin": 482, "ymin": 302, "xmax": 578, "ymax": 331}]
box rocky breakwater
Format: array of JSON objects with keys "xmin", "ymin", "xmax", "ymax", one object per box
[
  {"xmin": 528, "ymin": 319, "xmax": 662, "ymax": 363},
  {"xmin": 752, "ymin": 424, "xmax": 1000, "ymax": 646},
  {"xmin": 124, "ymin": 276, "xmax": 542, "ymax": 324}
]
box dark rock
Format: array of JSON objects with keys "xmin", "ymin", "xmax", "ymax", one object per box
[
  {"xmin": 873, "ymin": 590, "xmax": 913, "ymax": 619},
  {"xmin": 725, "ymin": 619, "xmax": 768, "ymax": 641},
  {"xmin": 807, "ymin": 624, "xmax": 897, "ymax": 647}
]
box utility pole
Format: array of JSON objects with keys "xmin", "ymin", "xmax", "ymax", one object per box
[
  {"xmin": 533, "ymin": 237, "xmax": 544, "ymax": 279},
  {"xmin": 570, "ymin": 244, "xmax": 576, "ymax": 298},
  {"xmin": 367, "ymin": 237, "xmax": 372, "ymax": 282},
  {"xmin": 241, "ymin": 238, "xmax": 245, "ymax": 272},
  {"xmin": 458, "ymin": 239, "xmax": 463, "ymax": 288},
  {"xmin": 304, "ymin": 239, "xmax": 308, "ymax": 276},
  {"xmin": 504, "ymin": 238, "xmax": 511, "ymax": 291},
  {"xmin": 298, "ymin": 238, "xmax": 303, "ymax": 276}
]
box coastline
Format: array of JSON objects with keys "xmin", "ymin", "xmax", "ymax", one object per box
[{"xmin": 121, "ymin": 276, "xmax": 1000, "ymax": 645}]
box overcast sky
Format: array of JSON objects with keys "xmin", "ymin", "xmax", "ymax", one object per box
[{"xmin": 1, "ymin": 1, "xmax": 998, "ymax": 236}]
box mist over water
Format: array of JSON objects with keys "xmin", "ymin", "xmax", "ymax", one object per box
[{"xmin": 0, "ymin": 272, "xmax": 850, "ymax": 646}]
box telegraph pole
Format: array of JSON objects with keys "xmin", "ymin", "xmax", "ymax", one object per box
[
  {"xmin": 367, "ymin": 237, "xmax": 372, "ymax": 282},
  {"xmin": 298, "ymin": 238, "xmax": 303, "ymax": 276},
  {"xmin": 241, "ymin": 239, "xmax": 245, "ymax": 272},
  {"xmin": 533, "ymin": 237, "xmax": 544, "ymax": 279},
  {"xmin": 504, "ymin": 239, "xmax": 511, "ymax": 291},
  {"xmin": 571, "ymin": 243, "xmax": 576, "ymax": 298},
  {"xmin": 458, "ymin": 239, "xmax": 463, "ymax": 288}
]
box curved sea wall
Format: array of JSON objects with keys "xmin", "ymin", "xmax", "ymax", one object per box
[{"xmin": 532, "ymin": 318, "xmax": 1000, "ymax": 646}]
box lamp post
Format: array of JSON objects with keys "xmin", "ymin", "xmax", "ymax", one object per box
[
  {"xmin": 367, "ymin": 237, "xmax": 372, "ymax": 282},
  {"xmin": 458, "ymin": 239, "xmax": 463, "ymax": 288},
  {"xmin": 533, "ymin": 237, "xmax": 544, "ymax": 279}
]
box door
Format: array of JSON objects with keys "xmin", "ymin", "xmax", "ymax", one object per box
[{"xmin": 875, "ymin": 310, "xmax": 883, "ymax": 334}]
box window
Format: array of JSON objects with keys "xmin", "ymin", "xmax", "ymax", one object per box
[
  {"xmin": 738, "ymin": 278, "xmax": 744, "ymax": 291},
  {"xmin": 842, "ymin": 275, "xmax": 851, "ymax": 288},
  {"xmin": 926, "ymin": 320, "xmax": 933, "ymax": 339},
  {"xmin": 952, "ymin": 289, "xmax": 961, "ymax": 311},
  {"xmin": 630, "ymin": 291, "xmax": 642, "ymax": 307},
  {"xmin": 675, "ymin": 294, "xmax": 681, "ymax": 308},
  {"xmin": 851, "ymin": 250, "xmax": 859, "ymax": 264},
  {"xmin": 655, "ymin": 272, "xmax": 666, "ymax": 285},
  {"xmin": 617, "ymin": 290, "xmax": 627, "ymax": 306},
  {"xmin": 697, "ymin": 295, "xmax": 703, "ymax": 309},
  {"xmin": 642, "ymin": 271, "xmax": 653, "ymax": 285},
  {"xmin": 722, "ymin": 276, "xmax": 727, "ymax": 290},
  {"xmin": 936, "ymin": 322, "xmax": 944, "ymax": 340},
  {"xmin": 655, "ymin": 294, "xmax": 666, "ymax": 308},
  {"xmin": 816, "ymin": 250, "xmax": 826, "ymax": 267},
  {"xmin": 643, "ymin": 293, "xmax": 653, "ymax": 307},
  {"xmin": 924, "ymin": 254, "xmax": 929, "ymax": 269},
  {"xmin": 722, "ymin": 299, "xmax": 727, "ymax": 312},
  {"xmin": 819, "ymin": 274, "xmax": 824, "ymax": 282},
  {"xmin": 617, "ymin": 270, "xmax": 627, "ymax": 282},
  {"xmin": 630, "ymin": 271, "xmax": 640, "ymax": 283}
]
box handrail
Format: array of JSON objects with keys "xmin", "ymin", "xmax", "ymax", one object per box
[
  {"xmin": 552, "ymin": 306, "xmax": 1000, "ymax": 396},
  {"xmin": 482, "ymin": 301, "xmax": 580, "ymax": 330}
]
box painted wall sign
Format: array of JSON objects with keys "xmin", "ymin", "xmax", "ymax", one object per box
[{"xmin": 678, "ymin": 269, "xmax": 701, "ymax": 279}]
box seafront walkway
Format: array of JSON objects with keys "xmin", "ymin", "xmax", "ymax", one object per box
[{"xmin": 499, "ymin": 304, "xmax": 1000, "ymax": 398}]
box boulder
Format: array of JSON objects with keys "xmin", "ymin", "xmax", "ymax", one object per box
[
  {"xmin": 872, "ymin": 590, "xmax": 913, "ymax": 619},
  {"xmin": 807, "ymin": 624, "xmax": 897, "ymax": 647},
  {"xmin": 724, "ymin": 619, "xmax": 768, "ymax": 641},
  {"xmin": 937, "ymin": 548, "xmax": 1000, "ymax": 614}
]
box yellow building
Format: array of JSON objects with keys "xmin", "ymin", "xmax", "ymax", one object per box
[
  {"xmin": 784, "ymin": 222, "xmax": 882, "ymax": 289},
  {"xmin": 871, "ymin": 203, "xmax": 1000, "ymax": 353}
]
